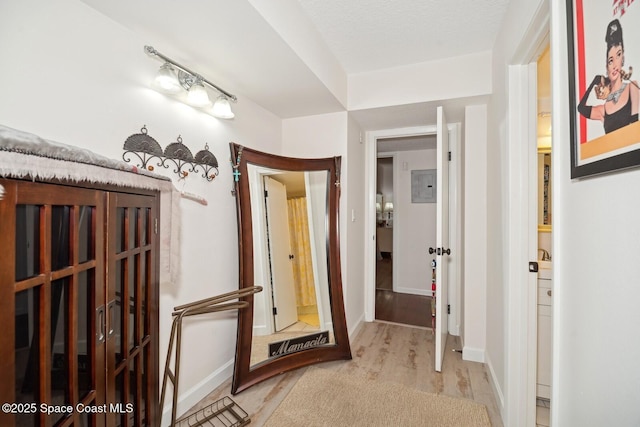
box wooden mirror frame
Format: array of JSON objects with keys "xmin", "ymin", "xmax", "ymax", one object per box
[{"xmin": 229, "ymin": 143, "xmax": 352, "ymax": 394}]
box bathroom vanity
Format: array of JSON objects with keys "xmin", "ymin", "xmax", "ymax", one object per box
[{"xmin": 537, "ymin": 265, "xmax": 552, "ymax": 399}]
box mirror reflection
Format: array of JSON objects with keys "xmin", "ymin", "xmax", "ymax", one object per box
[
  {"xmin": 247, "ymin": 165, "xmax": 335, "ymax": 367},
  {"xmin": 230, "ymin": 143, "xmax": 351, "ymax": 395}
]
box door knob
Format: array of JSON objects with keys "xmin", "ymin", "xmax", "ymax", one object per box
[
  {"xmin": 547, "ymin": 290, "xmax": 552, "ymax": 297},
  {"xmin": 441, "ymin": 248, "xmax": 451, "ymax": 255},
  {"xmin": 429, "ymin": 247, "xmax": 436, "ymax": 254}
]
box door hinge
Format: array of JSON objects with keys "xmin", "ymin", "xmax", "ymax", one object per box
[
  {"xmin": 529, "ymin": 261, "xmax": 539, "ymax": 273},
  {"xmin": 154, "ymin": 218, "xmax": 158, "ymax": 235},
  {"xmin": 272, "ymin": 307, "xmax": 278, "ymax": 315},
  {"xmin": 447, "ymin": 304, "xmax": 450, "ymax": 314},
  {"xmin": 264, "ymin": 190, "xmax": 268, "ymax": 198},
  {"xmin": 448, "ymin": 151, "xmax": 452, "ymax": 161}
]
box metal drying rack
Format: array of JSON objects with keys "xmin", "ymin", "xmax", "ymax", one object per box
[{"xmin": 160, "ymin": 286, "xmax": 262, "ymax": 427}]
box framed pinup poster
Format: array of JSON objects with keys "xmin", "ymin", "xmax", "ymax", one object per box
[{"xmin": 567, "ymin": 0, "xmax": 640, "ymax": 178}]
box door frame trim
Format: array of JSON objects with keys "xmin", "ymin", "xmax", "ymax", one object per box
[
  {"xmin": 505, "ymin": 2, "xmax": 550, "ymax": 425},
  {"xmin": 364, "ymin": 123, "xmax": 461, "ymax": 336}
]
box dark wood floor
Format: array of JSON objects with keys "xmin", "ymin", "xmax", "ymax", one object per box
[{"xmin": 375, "ymin": 257, "xmax": 433, "ymax": 328}]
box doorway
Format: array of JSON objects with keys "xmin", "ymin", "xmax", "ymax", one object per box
[
  {"xmin": 375, "ymin": 155, "xmax": 394, "ymax": 294},
  {"xmin": 535, "ymin": 42, "xmax": 552, "ymax": 427},
  {"xmin": 376, "ymin": 153, "xmax": 395, "ymax": 298},
  {"xmin": 364, "ymin": 119, "xmax": 462, "ymax": 367},
  {"xmin": 373, "ymin": 153, "xmax": 433, "ymax": 328}
]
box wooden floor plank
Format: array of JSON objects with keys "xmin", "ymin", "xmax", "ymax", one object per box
[
  {"xmin": 375, "ymin": 257, "xmax": 433, "ymax": 328},
  {"xmin": 179, "ymin": 321, "xmax": 504, "ymax": 427}
]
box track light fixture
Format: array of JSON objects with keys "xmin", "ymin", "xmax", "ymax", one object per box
[{"xmin": 144, "ymin": 45, "xmax": 237, "ymax": 119}]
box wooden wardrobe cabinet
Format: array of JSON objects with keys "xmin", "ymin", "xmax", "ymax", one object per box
[{"xmin": 0, "ymin": 178, "xmax": 160, "ymax": 427}]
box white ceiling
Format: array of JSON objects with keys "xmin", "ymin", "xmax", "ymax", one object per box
[
  {"xmin": 80, "ymin": 0, "xmax": 345, "ymax": 119},
  {"xmin": 81, "ymin": 0, "xmax": 511, "ymax": 132},
  {"xmin": 297, "ymin": 0, "xmax": 511, "ymax": 74}
]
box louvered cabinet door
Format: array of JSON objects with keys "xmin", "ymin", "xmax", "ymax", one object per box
[
  {"xmin": 0, "ymin": 179, "xmax": 107, "ymax": 427},
  {"xmin": 105, "ymin": 192, "xmax": 159, "ymax": 427}
]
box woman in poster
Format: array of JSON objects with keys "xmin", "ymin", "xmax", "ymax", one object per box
[{"xmin": 577, "ymin": 19, "xmax": 639, "ymax": 134}]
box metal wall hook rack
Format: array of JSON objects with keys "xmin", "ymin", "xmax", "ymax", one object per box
[
  {"xmin": 123, "ymin": 126, "xmax": 220, "ymax": 181},
  {"xmin": 122, "ymin": 125, "xmax": 164, "ymax": 171},
  {"xmin": 160, "ymin": 285, "xmax": 263, "ymax": 427}
]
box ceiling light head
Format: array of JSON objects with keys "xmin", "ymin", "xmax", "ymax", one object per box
[
  {"xmin": 154, "ymin": 63, "xmax": 181, "ymax": 94},
  {"xmin": 212, "ymin": 95, "xmax": 235, "ymax": 119},
  {"xmin": 186, "ymin": 79, "xmax": 211, "ymax": 108}
]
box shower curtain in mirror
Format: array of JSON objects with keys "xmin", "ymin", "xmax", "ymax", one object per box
[{"xmin": 287, "ymin": 197, "xmax": 317, "ymax": 308}]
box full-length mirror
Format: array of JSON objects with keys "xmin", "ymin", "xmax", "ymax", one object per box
[{"xmin": 230, "ymin": 143, "xmax": 351, "ymax": 394}]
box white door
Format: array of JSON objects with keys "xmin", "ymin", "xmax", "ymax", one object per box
[
  {"xmin": 435, "ymin": 106, "xmax": 450, "ymax": 372},
  {"xmin": 264, "ymin": 176, "xmax": 298, "ymax": 331}
]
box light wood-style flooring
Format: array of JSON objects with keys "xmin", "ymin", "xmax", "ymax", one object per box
[{"xmin": 183, "ymin": 321, "xmax": 503, "ymax": 426}]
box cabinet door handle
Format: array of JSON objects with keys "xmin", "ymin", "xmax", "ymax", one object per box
[
  {"xmin": 547, "ymin": 290, "xmax": 552, "ymax": 297},
  {"xmin": 96, "ymin": 305, "xmax": 105, "ymax": 344},
  {"xmin": 107, "ymin": 299, "xmax": 116, "ymax": 337}
]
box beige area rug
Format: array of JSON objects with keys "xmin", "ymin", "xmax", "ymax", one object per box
[{"xmin": 264, "ymin": 367, "xmax": 491, "ymax": 427}]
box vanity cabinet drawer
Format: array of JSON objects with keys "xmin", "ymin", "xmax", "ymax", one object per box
[{"xmin": 537, "ymin": 280, "xmax": 552, "ymax": 306}]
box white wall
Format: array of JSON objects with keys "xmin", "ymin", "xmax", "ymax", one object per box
[
  {"xmin": 393, "ymin": 150, "xmax": 437, "ymax": 296},
  {"xmin": 348, "ymin": 52, "xmax": 492, "ymax": 110},
  {"xmin": 346, "ymin": 117, "xmax": 366, "ymax": 333},
  {"xmin": 551, "ymin": 2, "xmax": 640, "ymax": 425},
  {"xmin": 0, "ymin": 0, "xmax": 282, "ymax": 420},
  {"xmin": 462, "ymin": 105, "xmax": 488, "ymax": 364}
]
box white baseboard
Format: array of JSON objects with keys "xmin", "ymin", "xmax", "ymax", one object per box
[
  {"xmin": 484, "ymin": 352, "xmax": 505, "ymax": 417},
  {"xmin": 393, "ymin": 286, "xmax": 431, "ymax": 296},
  {"xmin": 161, "ymin": 358, "xmax": 235, "ymax": 427},
  {"xmin": 462, "ymin": 346, "xmax": 485, "ymax": 363},
  {"xmin": 348, "ymin": 314, "xmax": 365, "ymax": 342},
  {"xmin": 253, "ymin": 324, "xmax": 269, "ymax": 336}
]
